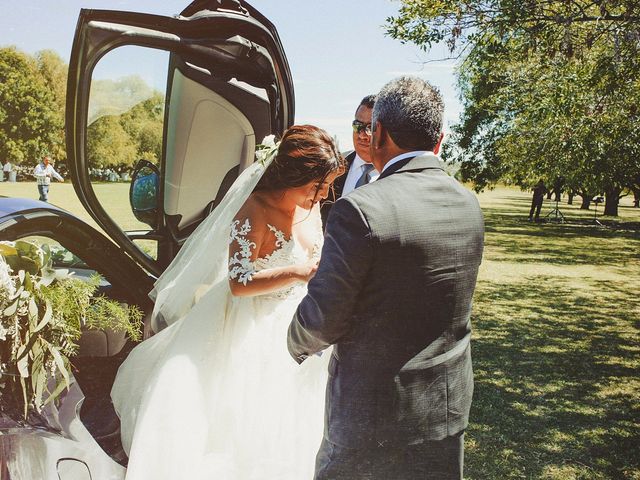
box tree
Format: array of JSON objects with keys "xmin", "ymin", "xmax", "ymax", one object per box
[
  {"xmin": 0, "ymin": 47, "xmax": 63, "ymax": 166},
  {"xmin": 387, "ymin": 1, "xmax": 640, "ymax": 215},
  {"xmin": 119, "ymin": 92, "xmax": 164, "ymax": 163},
  {"xmin": 386, "ymin": 1, "xmax": 640, "ymax": 58},
  {"xmin": 86, "ymin": 92, "xmax": 164, "ymax": 169},
  {"xmin": 34, "ymin": 50, "xmax": 68, "ymax": 163},
  {"xmin": 86, "ymin": 115, "xmax": 138, "ymax": 168}
]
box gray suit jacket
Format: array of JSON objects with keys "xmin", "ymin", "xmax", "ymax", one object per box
[{"xmin": 288, "ymin": 153, "xmax": 484, "ymax": 447}]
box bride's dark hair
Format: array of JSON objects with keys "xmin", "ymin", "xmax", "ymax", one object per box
[{"xmin": 254, "ymin": 125, "xmax": 344, "ymax": 192}]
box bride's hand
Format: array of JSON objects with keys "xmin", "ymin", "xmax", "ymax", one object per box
[{"xmin": 295, "ymin": 259, "xmax": 319, "ymax": 282}]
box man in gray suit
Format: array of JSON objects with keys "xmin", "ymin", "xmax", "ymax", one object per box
[{"xmin": 288, "ymin": 76, "xmax": 484, "ymax": 479}]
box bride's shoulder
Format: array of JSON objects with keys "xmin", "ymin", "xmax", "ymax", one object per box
[{"xmin": 232, "ymin": 193, "xmax": 273, "ymax": 235}]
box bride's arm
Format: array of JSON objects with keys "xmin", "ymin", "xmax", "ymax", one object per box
[
  {"xmin": 228, "ymin": 203, "xmax": 317, "ymax": 297},
  {"xmin": 230, "ymin": 261, "xmax": 317, "ymax": 297}
]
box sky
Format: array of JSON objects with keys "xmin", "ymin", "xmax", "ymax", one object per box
[{"xmin": 0, "ymin": 0, "xmax": 461, "ymax": 149}]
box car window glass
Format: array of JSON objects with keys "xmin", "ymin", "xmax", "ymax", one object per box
[
  {"xmin": 87, "ymin": 45, "xmax": 166, "ymax": 260},
  {"xmin": 14, "ymin": 236, "xmax": 109, "ymax": 285}
]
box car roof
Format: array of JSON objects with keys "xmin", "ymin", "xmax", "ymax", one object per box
[{"xmin": 0, "ymin": 197, "xmax": 68, "ymax": 219}]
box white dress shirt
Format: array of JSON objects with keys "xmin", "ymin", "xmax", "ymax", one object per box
[
  {"xmin": 33, "ymin": 163, "xmax": 63, "ymax": 185},
  {"xmin": 380, "ymin": 151, "xmax": 432, "ymax": 174},
  {"xmin": 342, "ymin": 154, "xmax": 380, "ymax": 196}
]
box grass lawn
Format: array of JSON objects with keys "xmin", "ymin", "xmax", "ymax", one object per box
[
  {"xmin": 470, "ymin": 189, "xmax": 639, "ymax": 479},
  {"xmin": 2, "ymin": 181, "xmax": 639, "ymax": 479}
]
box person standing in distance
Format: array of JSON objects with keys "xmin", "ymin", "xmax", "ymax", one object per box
[
  {"xmin": 1, "ymin": 160, "xmax": 12, "ymax": 182},
  {"xmin": 528, "ymin": 179, "xmax": 547, "ymax": 222},
  {"xmin": 33, "ymin": 156, "xmax": 64, "ymax": 202},
  {"xmin": 320, "ymin": 94, "xmax": 378, "ymax": 226},
  {"xmin": 288, "ymin": 76, "xmax": 485, "ymax": 479}
]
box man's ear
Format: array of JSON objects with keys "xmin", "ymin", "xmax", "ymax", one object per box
[
  {"xmin": 433, "ymin": 132, "xmax": 445, "ymax": 155},
  {"xmin": 371, "ymin": 121, "xmax": 386, "ymax": 150}
]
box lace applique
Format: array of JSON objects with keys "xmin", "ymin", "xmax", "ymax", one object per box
[
  {"xmin": 228, "ymin": 218, "xmax": 323, "ymax": 297},
  {"xmin": 268, "ymin": 224, "xmax": 286, "ymax": 248},
  {"xmin": 228, "ymin": 219, "xmax": 256, "ymax": 285}
]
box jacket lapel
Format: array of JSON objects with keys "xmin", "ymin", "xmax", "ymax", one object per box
[{"xmin": 332, "ymin": 151, "xmax": 356, "ymax": 198}]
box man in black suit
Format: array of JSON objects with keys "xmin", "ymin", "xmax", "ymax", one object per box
[
  {"xmin": 321, "ymin": 94, "xmax": 378, "ymax": 226},
  {"xmin": 288, "ymin": 76, "xmax": 484, "ymax": 479},
  {"xmin": 528, "ymin": 179, "xmax": 546, "ymax": 222}
]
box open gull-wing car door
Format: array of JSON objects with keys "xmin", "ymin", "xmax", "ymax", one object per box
[{"xmin": 66, "ymin": 0, "xmax": 294, "ymax": 277}]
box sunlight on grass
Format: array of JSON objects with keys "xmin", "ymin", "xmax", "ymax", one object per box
[
  {"xmin": 1, "ymin": 181, "xmax": 157, "ymax": 258},
  {"xmin": 2, "ymin": 182, "xmax": 639, "ymax": 479},
  {"xmin": 468, "ymin": 187, "xmax": 639, "ymax": 480}
]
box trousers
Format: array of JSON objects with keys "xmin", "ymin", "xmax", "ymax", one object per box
[
  {"xmin": 38, "ymin": 184, "xmax": 50, "ymax": 202},
  {"xmin": 314, "ymin": 432, "xmax": 465, "ymax": 480}
]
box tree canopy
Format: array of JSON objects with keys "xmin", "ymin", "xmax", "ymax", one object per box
[
  {"xmin": 0, "ymin": 47, "xmax": 164, "ymax": 172},
  {"xmin": 387, "ymin": 0, "xmax": 640, "ymax": 215},
  {"xmin": 0, "ymin": 47, "xmax": 65, "ymax": 166},
  {"xmin": 87, "ymin": 90, "xmax": 164, "ymax": 169}
]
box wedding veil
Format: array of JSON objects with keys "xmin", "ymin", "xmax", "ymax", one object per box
[{"xmin": 149, "ymin": 153, "xmax": 273, "ymax": 332}]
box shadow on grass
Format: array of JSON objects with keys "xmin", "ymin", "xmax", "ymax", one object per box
[
  {"xmin": 482, "ymin": 205, "xmax": 640, "ymax": 267},
  {"xmin": 466, "ymin": 278, "xmax": 639, "ymax": 479}
]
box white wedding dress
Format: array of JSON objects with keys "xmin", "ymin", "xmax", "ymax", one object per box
[{"xmin": 111, "ymin": 160, "xmax": 329, "ymax": 480}]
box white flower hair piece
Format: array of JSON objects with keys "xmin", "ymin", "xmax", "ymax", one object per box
[{"xmin": 255, "ymin": 134, "xmax": 280, "ymax": 166}]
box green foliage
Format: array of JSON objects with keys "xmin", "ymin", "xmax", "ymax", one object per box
[
  {"xmin": 34, "ymin": 50, "xmax": 68, "ymax": 163},
  {"xmin": 87, "ymin": 86, "xmax": 164, "ymax": 168},
  {"xmin": 0, "ymin": 240, "xmax": 141, "ymax": 420},
  {"xmin": 87, "ymin": 115, "xmax": 139, "ymax": 168},
  {"xmin": 387, "ymin": 1, "xmax": 640, "ymax": 57},
  {"xmin": 0, "ymin": 47, "xmax": 64, "ymax": 165},
  {"xmin": 386, "ymin": 1, "xmax": 640, "ymax": 214},
  {"xmin": 0, "ymin": 47, "xmax": 161, "ymax": 169}
]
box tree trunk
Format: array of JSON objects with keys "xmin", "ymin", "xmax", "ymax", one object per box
[
  {"xmin": 567, "ymin": 191, "xmax": 574, "ymax": 205},
  {"xmin": 579, "ymin": 192, "xmax": 592, "ymax": 210},
  {"xmin": 546, "ymin": 191, "xmax": 552, "ymax": 200},
  {"xmin": 633, "ymin": 188, "xmax": 640, "ymax": 208},
  {"xmin": 604, "ymin": 187, "xmax": 621, "ymax": 216},
  {"xmin": 554, "ymin": 189, "xmax": 562, "ymax": 202}
]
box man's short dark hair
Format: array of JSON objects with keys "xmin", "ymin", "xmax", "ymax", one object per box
[
  {"xmin": 372, "ymin": 77, "xmax": 444, "ymax": 151},
  {"xmin": 358, "ymin": 94, "xmax": 377, "ymax": 110}
]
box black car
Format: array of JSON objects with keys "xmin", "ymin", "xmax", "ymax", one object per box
[{"xmin": 0, "ymin": 1, "xmax": 293, "ymax": 478}]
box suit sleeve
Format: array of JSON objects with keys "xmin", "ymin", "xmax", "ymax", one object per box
[{"xmin": 287, "ymin": 197, "xmax": 372, "ymax": 363}]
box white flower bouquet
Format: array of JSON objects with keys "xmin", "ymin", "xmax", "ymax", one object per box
[{"xmin": 0, "ymin": 240, "xmax": 142, "ymax": 423}]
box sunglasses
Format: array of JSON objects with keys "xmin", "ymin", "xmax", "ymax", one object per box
[{"xmin": 352, "ymin": 120, "xmax": 372, "ymax": 136}]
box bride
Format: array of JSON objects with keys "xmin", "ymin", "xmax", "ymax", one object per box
[{"xmin": 111, "ymin": 125, "xmax": 344, "ymax": 479}]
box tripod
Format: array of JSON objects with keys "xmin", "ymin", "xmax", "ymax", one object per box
[{"xmin": 545, "ymin": 199, "xmax": 565, "ymax": 223}]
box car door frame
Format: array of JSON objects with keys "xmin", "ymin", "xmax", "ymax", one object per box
[{"xmin": 65, "ymin": 3, "xmax": 294, "ymax": 277}]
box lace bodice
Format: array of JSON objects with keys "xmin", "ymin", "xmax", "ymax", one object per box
[{"xmin": 228, "ymin": 219, "xmax": 323, "ymax": 299}]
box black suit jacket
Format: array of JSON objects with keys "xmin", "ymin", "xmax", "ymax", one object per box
[
  {"xmin": 288, "ymin": 153, "xmax": 485, "ymax": 447},
  {"xmin": 320, "ymin": 151, "xmax": 355, "ymax": 228}
]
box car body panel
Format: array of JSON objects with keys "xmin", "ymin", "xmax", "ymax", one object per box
[{"xmin": 0, "ymin": 380, "xmax": 125, "ymax": 480}]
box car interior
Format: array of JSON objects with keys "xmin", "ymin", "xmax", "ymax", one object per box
[{"xmin": 162, "ymin": 56, "xmax": 271, "ymax": 235}]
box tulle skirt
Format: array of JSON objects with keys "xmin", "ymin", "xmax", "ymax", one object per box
[{"xmin": 111, "ymin": 284, "xmax": 329, "ymax": 480}]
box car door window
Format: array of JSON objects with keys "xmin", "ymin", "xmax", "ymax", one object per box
[{"xmin": 87, "ymin": 46, "xmax": 167, "ymax": 260}]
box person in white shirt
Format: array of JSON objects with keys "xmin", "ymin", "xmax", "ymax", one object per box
[
  {"xmin": 33, "ymin": 156, "xmax": 64, "ymax": 202},
  {"xmin": 2, "ymin": 160, "xmax": 12, "ymax": 182},
  {"xmin": 320, "ymin": 94, "xmax": 378, "ymax": 226}
]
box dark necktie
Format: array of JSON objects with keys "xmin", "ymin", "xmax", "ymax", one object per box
[{"xmin": 354, "ymin": 163, "xmax": 375, "ymax": 189}]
